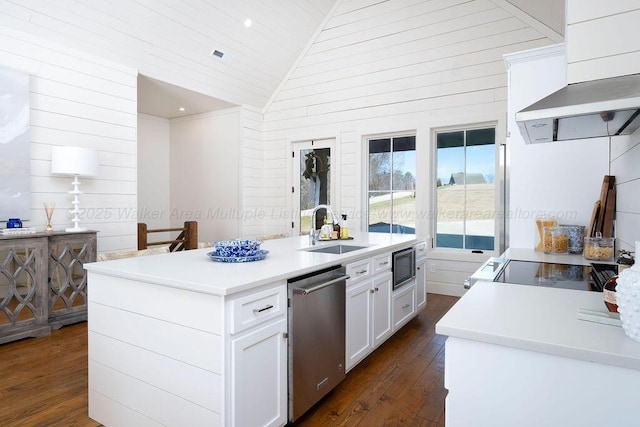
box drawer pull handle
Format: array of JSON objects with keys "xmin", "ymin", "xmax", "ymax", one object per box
[
  {"xmin": 356, "ymin": 269, "xmax": 367, "ymax": 275},
  {"xmin": 402, "ymin": 304, "xmax": 410, "ymax": 309},
  {"xmin": 374, "ymin": 287, "xmax": 379, "ymax": 292},
  {"xmin": 253, "ymin": 304, "xmax": 274, "ymax": 314},
  {"xmin": 379, "ymin": 261, "xmax": 389, "ymax": 266},
  {"xmin": 370, "ymin": 289, "xmax": 375, "ymax": 294}
]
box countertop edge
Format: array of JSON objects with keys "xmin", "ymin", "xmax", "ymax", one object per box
[
  {"xmin": 435, "ymin": 281, "xmax": 640, "ymax": 371},
  {"xmin": 86, "ymin": 235, "xmax": 420, "ymax": 296}
]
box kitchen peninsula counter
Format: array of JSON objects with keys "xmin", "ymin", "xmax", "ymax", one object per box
[{"xmin": 436, "ymin": 263, "xmax": 640, "ymax": 426}]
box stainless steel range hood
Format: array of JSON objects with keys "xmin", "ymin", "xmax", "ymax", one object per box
[{"xmin": 516, "ymin": 74, "xmax": 640, "ymax": 144}]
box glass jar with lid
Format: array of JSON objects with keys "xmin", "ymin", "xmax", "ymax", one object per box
[
  {"xmin": 584, "ymin": 232, "xmax": 615, "ymax": 261},
  {"xmin": 543, "ymin": 226, "xmax": 569, "ymax": 254},
  {"xmin": 535, "ymin": 217, "xmax": 557, "ymax": 251}
]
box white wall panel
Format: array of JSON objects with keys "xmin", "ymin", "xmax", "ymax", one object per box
[
  {"xmin": 261, "ymin": 0, "xmax": 558, "ymax": 294},
  {"xmin": 169, "ymin": 109, "xmax": 241, "ymax": 242},
  {"xmin": 566, "ymin": 0, "xmax": 640, "ymax": 83},
  {"xmin": 611, "ymin": 133, "xmax": 640, "ymax": 250},
  {"xmin": 566, "ymin": 0, "xmax": 639, "ymax": 24},
  {"xmin": 0, "ymin": 25, "xmax": 137, "ymax": 252},
  {"xmin": 138, "ymin": 114, "xmax": 171, "ymax": 231}
]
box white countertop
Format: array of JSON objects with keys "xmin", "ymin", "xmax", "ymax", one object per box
[
  {"xmin": 436, "ymin": 280, "xmax": 640, "ymax": 370},
  {"xmin": 85, "ymin": 233, "xmax": 417, "ymax": 296},
  {"xmin": 503, "ymin": 247, "xmax": 609, "ymax": 266}
]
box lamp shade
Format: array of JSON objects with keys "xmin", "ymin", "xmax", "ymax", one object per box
[{"xmin": 51, "ymin": 146, "xmax": 98, "ymax": 176}]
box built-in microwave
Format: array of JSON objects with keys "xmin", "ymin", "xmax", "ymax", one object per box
[{"xmin": 392, "ymin": 247, "xmax": 416, "ymax": 290}]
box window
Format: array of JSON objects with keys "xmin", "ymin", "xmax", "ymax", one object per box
[
  {"xmin": 367, "ymin": 135, "xmax": 416, "ymax": 234},
  {"xmin": 435, "ymin": 127, "xmax": 496, "ymax": 250}
]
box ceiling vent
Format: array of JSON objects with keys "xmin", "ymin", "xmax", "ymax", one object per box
[{"xmin": 211, "ymin": 49, "xmax": 233, "ymax": 64}]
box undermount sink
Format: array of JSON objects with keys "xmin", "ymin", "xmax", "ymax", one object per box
[{"xmin": 303, "ymin": 244, "xmax": 368, "ymax": 254}]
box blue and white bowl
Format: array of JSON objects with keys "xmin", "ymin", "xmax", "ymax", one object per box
[{"xmin": 213, "ymin": 239, "xmax": 263, "ymax": 258}]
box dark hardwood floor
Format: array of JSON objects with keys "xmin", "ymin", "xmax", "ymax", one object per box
[
  {"xmin": 295, "ymin": 293, "xmax": 458, "ymax": 427},
  {"xmin": 0, "ymin": 294, "xmax": 458, "ymax": 426}
]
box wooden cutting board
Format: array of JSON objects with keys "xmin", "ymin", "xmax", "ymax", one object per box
[
  {"xmin": 602, "ymin": 186, "xmax": 616, "ymax": 238},
  {"xmin": 595, "ymin": 176, "xmax": 611, "ymax": 235},
  {"xmin": 588, "ymin": 200, "xmax": 600, "ymax": 238}
]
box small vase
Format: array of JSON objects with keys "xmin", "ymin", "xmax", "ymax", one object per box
[
  {"xmin": 615, "ymin": 241, "xmax": 640, "ymax": 342},
  {"xmin": 44, "ymin": 202, "xmax": 55, "ymax": 232}
]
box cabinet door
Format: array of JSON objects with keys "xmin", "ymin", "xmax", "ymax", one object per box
[
  {"xmin": 372, "ymin": 272, "xmax": 392, "ymax": 348},
  {"xmin": 416, "ymin": 257, "xmax": 427, "ymax": 311},
  {"xmin": 346, "ymin": 279, "xmax": 372, "ymax": 372},
  {"xmin": 231, "ymin": 318, "xmax": 287, "ymax": 427}
]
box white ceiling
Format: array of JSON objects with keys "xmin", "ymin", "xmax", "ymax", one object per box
[
  {"xmin": 137, "ymin": 74, "xmax": 238, "ymax": 119},
  {"xmin": 135, "ymin": 0, "xmax": 564, "ymax": 119},
  {"xmin": 4, "ymin": 0, "xmax": 337, "ymax": 116},
  {"xmin": 132, "ymin": 0, "xmax": 338, "ymax": 118},
  {"xmin": 0, "ymin": 0, "xmax": 564, "ymax": 118},
  {"xmin": 8, "ymin": 1, "xmax": 562, "ymax": 119}
]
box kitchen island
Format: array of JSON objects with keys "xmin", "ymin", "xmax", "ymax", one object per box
[
  {"xmin": 85, "ymin": 233, "xmax": 418, "ymax": 427},
  {"xmin": 436, "ymin": 249, "xmax": 640, "ymax": 427}
]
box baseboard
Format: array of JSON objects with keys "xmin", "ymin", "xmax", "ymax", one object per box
[{"xmin": 427, "ymin": 281, "xmax": 467, "ymax": 297}]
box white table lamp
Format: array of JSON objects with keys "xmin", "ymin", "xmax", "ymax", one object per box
[{"xmin": 51, "ymin": 146, "xmax": 98, "ymax": 232}]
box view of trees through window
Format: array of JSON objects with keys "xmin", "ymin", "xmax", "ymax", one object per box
[
  {"xmin": 298, "ymin": 146, "xmax": 331, "ymax": 236},
  {"xmin": 435, "ymin": 127, "xmax": 496, "ymax": 250},
  {"xmin": 368, "ymin": 135, "xmax": 416, "ymax": 234}
]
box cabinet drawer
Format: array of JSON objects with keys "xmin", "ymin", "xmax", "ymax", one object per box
[
  {"xmin": 230, "ymin": 284, "xmax": 286, "ymax": 334},
  {"xmin": 372, "ymin": 253, "xmax": 392, "ymax": 274},
  {"xmin": 392, "ymin": 284, "xmax": 416, "ymax": 331},
  {"xmin": 346, "ymin": 259, "xmax": 371, "ymax": 283}
]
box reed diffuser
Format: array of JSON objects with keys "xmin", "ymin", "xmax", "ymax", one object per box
[{"xmin": 44, "ymin": 202, "xmax": 55, "ymax": 231}]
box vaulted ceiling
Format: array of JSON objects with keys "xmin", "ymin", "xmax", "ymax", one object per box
[{"xmin": 4, "ymin": 0, "xmax": 564, "ymax": 118}]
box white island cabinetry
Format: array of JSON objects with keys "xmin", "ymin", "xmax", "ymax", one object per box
[
  {"xmin": 228, "ymin": 283, "xmax": 287, "ymax": 427},
  {"xmin": 86, "ymin": 233, "xmax": 418, "ymax": 426},
  {"xmin": 345, "ymin": 252, "xmax": 393, "ymax": 372}
]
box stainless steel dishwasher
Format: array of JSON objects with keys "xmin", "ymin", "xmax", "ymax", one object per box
[{"xmin": 288, "ymin": 265, "xmax": 348, "ymax": 423}]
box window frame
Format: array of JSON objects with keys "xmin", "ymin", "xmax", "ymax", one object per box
[
  {"xmin": 429, "ymin": 122, "xmax": 505, "ymax": 259},
  {"xmin": 364, "ymin": 131, "xmax": 417, "ymax": 235}
]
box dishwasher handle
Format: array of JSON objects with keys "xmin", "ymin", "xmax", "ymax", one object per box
[{"xmin": 293, "ymin": 274, "xmax": 349, "ymax": 295}]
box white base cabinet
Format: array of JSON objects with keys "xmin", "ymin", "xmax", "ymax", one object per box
[
  {"xmin": 230, "ymin": 318, "xmax": 287, "ymax": 427},
  {"xmin": 345, "ymin": 254, "xmax": 393, "ymax": 372},
  {"xmin": 445, "ymin": 336, "xmax": 640, "ymax": 426},
  {"xmin": 371, "ymin": 272, "xmax": 393, "ymax": 346}
]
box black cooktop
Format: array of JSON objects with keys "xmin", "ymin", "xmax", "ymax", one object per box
[{"xmin": 495, "ymin": 260, "xmax": 606, "ymax": 292}]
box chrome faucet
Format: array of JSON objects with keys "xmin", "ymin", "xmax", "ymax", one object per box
[{"xmin": 309, "ymin": 204, "xmax": 339, "ymax": 245}]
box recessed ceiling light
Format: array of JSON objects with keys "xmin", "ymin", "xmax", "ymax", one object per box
[
  {"xmin": 244, "ymin": 18, "xmax": 252, "ymax": 28},
  {"xmin": 178, "ymin": 107, "xmax": 185, "ymax": 112}
]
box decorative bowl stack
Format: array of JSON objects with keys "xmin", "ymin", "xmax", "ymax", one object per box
[{"xmin": 207, "ymin": 239, "xmax": 268, "ymax": 263}]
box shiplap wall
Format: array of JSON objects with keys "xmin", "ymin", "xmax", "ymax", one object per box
[
  {"xmin": 240, "ymin": 106, "xmax": 267, "ymax": 239},
  {"xmin": 262, "ymin": 0, "xmax": 557, "ymax": 234},
  {"xmin": 566, "ymin": 0, "xmax": 640, "ymax": 83},
  {"xmin": 611, "ymin": 133, "xmax": 640, "ymax": 251},
  {"xmin": 261, "ymin": 0, "xmax": 560, "ymax": 295},
  {"xmin": 0, "ymin": 26, "xmax": 138, "ymax": 253},
  {"xmin": 564, "ymin": 0, "xmax": 640, "ymax": 250}
]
